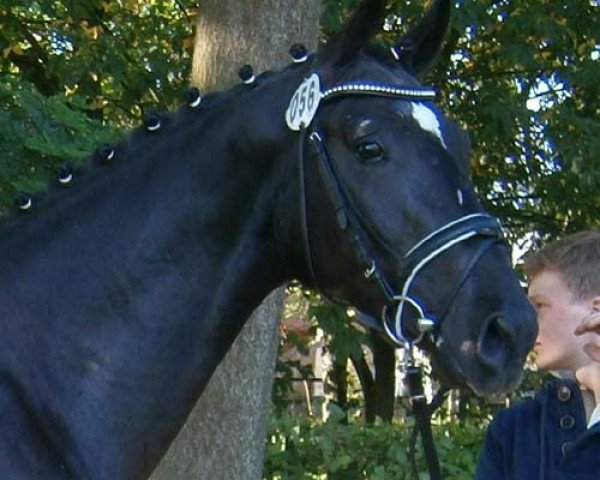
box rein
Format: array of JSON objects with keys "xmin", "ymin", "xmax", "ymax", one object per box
[
  {"xmin": 290, "ymin": 74, "xmax": 504, "ymax": 480},
  {"xmin": 405, "ymin": 363, "xmax": 451, "ymax": 480}
]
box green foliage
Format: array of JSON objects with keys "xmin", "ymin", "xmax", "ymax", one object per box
[
  {"xmin": 0, "ymin": 0, "xmax": 197, "ymax": 208},
  {"xmin": 309, "ymin": 301, "xmax": 368, "ymax": 365},
  {"xmin": 362, "ymin": 0, "xmax": 600, "ymax": 241},
  {"xmin": 0, "ymin": 78, "xmax": 118, "ymax": 211},
  {"xmin": 446, "ymin": 0, "xmax": 600, "ymax": 239},
  {"xmin": 266, "ymin": 366, "xmax": 547, "ymax": 478},
  {"xmin": 264, "ymin": 413, "xmax": 487, "ymax": 479},
  {"xmin": 0, "ymin": 0, "xmax": 195, "ymax": 125}
]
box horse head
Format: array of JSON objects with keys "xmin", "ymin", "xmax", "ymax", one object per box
[{"xmin": 276, "ymin": 0, "xmax": 537, "ymax": 396}]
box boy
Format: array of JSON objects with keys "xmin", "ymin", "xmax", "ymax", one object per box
[{"xmin": 475, "ymin": 231, "xmax": 600, "ymax": 479}]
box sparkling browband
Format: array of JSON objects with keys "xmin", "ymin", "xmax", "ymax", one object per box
[{"xmin": 321, "ymin": 84, "xmax": 437, "ymax": 101}]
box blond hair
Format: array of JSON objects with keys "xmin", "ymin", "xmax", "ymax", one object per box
[{"xmin": 523, "ymin": 230, "xmax": 600, "ymax": 300}]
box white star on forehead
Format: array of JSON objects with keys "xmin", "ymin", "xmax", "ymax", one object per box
[{"xmin": 409, "ymin": 102, "xmax": 447, "ymax": 150}]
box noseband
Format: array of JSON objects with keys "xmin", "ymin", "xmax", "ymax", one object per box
[{"xmin": 288, "ymin": 73, "xmax": 504, "ymax": 349}]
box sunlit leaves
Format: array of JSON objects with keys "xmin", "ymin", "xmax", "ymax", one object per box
[
  {"xmin": 0, "ymin": 0, "xmax": 196, "ymax": 125},
  {"xmin": 0, "ymin": 79, "xmax": 118, "ymax": 209},
  {"xmin": 370, "ymin": 0, "xmax": 600, "ymax": 238},
  {"xmin": 0, "ymin": 0, "xmax": 198, "ymax": 208}
]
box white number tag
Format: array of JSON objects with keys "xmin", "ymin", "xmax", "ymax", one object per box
[{"xmin": 285, "ymin": 73, "xmax": 321, "ymax": 131}]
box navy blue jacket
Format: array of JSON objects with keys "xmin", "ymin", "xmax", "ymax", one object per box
[{"xmin": 476, "ymin": 376, "xmax": 600, "ymax": 479}]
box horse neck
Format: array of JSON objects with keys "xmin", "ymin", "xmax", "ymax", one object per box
[{"xmin": 0, "ymin": 91, "xmax": 293, "ymax": 479}]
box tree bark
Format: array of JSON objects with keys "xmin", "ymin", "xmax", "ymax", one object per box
[
  {"xmin": 192, "ymin": 0, "xmax": 320, "ymax": 92},
  {"xmin": 150, "ymin": 1, "xmax": 319, "ymax": 479}
]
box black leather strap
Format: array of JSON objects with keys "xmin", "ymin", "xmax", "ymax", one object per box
[{"xmin": 402, "ymin": 214, "xmax": 503, "ymax": 278}]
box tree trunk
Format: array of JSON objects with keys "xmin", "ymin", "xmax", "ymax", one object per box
[
  {"xmin": 149, "ymin": 289, "xmax": 284, "ymax": 480},
  {"xmin": 191, "ymin": 0, "xmax": 320, "ymax": 92},
  {"xmin": 150, "ymin": 1, "xmax": 319, "ymax": 479}
]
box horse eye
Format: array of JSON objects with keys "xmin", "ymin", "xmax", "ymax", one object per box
[{"xmin": 356, "ymin": 142, "xmax": 384, "ymax": 163}]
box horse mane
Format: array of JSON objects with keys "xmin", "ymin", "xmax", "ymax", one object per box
[
  {"xmin": 1, "ymin": 0, "xmax": 400, "ymax": 235},
  {"xmin": 0, "ymin": 94, "xmax": 217, "ymax": 234},
  {"xmin": 0, "ymin": 61, "xmax": 307, "ymax": 238}
]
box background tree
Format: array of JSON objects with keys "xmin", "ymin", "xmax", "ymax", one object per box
[
  {"xmin": 147, "ymin": 3, "xmax": 319, "ymax": 478},
  {"xmin": 150, "ymin": 289, "xmax": 286, "ymax": 479}
]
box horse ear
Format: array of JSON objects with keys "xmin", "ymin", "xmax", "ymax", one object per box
[
  {"xmin": 391, "ymin": 0, "xmax": 451, "ymax": 76},
  {"xmin": 322, "ymin": 0, "xmax": 387, "ymax": 67}
]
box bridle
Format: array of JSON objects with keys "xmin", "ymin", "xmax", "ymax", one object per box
[
  {"xmin": 285, "ymin": 71, "xmax": 509, "ymax": 480},
  {"xmin": 287, "ymin": 73, "xmax": 504, "ymax": 480},
  {"xmin": 290, "ymin": 73, "xmax": 505, "ymax": 349}
]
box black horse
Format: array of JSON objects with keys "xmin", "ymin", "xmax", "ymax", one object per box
[{"xmin": 0, "ymin": 0, "xmax": 536, "ymax": 478}]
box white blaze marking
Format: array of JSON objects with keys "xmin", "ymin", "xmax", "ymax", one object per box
[{"xmin": 410, "ymin": 102, "xmax": 447, "ymax": 150}]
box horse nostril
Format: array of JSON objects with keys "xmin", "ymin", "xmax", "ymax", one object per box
[{"xmin": 476, "ymin": 315, "xmax": 516, "ymax": 372}]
